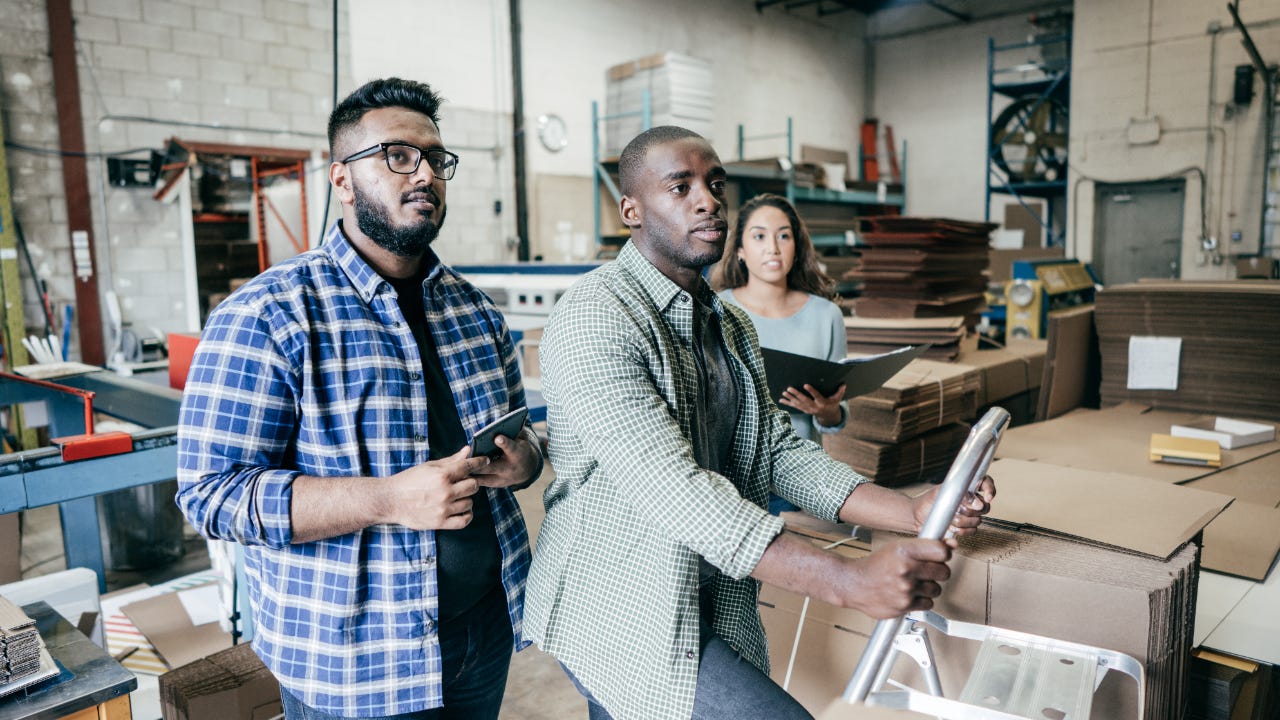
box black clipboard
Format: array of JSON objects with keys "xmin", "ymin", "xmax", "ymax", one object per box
[{"xmin": 759, "ymin": 345, "xmax": 928, "ymax": 403}]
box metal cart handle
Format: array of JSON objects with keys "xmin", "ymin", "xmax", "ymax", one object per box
[{"xmin": 843, "ymin": 406, "xmax": 1012, "ymax": 703}]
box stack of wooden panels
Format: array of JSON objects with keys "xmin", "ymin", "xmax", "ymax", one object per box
[
  {"xmin": 825, "ymin": 359, "xmax": 981, "ymax": 486},
  {"xmin": 844, "ymin": 316, "xmax": 966, "ymax": 361},
  {"xmin": 1094, "ymin": 282, "xmax": 1280, "ymax": 419},
  {"xmin": 851, "ymin": 217, "xmax": 994, "ymax": 321}
]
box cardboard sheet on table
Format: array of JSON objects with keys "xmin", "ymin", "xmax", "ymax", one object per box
[
  {"xmin": 996, "ymin": 403, "xmax": 1280, "ymax": 482},
  {"xmin": 986, "ymin": 458, "xmax": 1231, "ymax": 560},
  {"xmin": 1200, "ymin": 501, "xmax": 1280, "ymax": 580},
  {"xmin": 1184, "ymin": 451, "xmax": 1280, "ymax": 506},
  {"xmin": 122, "ymin": 583, "xmax": 232, "ymax": 670}
]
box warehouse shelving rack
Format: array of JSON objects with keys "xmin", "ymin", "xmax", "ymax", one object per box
[
  {"xmin": 728, "ymin": 118, "xmax": 905, "ymax": 250},
  {"xmin": 985, "ymin": 30, "xmax": 1071, "ymax": 247},
  {"xmin": 591, "ymin": 91, "xmax": 651, "ymax": 254}
]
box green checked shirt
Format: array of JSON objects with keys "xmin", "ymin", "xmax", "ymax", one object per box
[{"xmin": 524, "ymin": 243, "xmax": 868, "ymax": 720}]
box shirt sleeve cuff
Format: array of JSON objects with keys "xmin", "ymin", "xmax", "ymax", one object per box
[
  {"xmin": 719, "ymin": 509, "xmax": 786, "ymax": 580},
  {"xmin": 813, "ymin": 402, "xmax": 848, "ymax": 434}
]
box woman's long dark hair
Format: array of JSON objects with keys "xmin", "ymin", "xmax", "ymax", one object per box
[{"xmin": 714, "ymin": 193, "xmax": 835, "ymax": 299}]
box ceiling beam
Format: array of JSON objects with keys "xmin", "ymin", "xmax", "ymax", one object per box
[{"xmin": 926, "ymin": 0, "xmax": 971, "ymax": 22}]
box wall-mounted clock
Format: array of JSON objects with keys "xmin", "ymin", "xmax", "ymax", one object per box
[{"xmin": 537, "ymin": 113, "xmax": 568, "ymax": 153}]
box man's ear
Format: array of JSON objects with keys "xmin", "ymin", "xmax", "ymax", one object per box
[
  {"xmin": 329, "ymin": 161, "xmax": 355, "ymax": 204},
  {"xmin": 619, "ymin": 195, "xmax": 641, "ymax": 229}
]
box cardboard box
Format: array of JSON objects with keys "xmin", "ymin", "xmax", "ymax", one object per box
[
  {"xmin": 1150, "ymin": 432, "xmax": 1223, "ymax": 467},
  {"xmin": 1235, "ymin": 256, "xmax": 1279, "ymax": 279},
  {"xmin": 760, "ymin": 525, "xmax": 1182, "ymax": 719},
  {"xmin": 1171, "ymin": 417, "xmax": 1276, "ymax": 450},
  {"xmin": 0, "ymin": 514, "xmax": 18, "ymax": 584},
  {"xmin": 159, "ymin": 642, "xmax": 282, "ymax": 720},
  {"xmin": 954, "ymin": 339, "xmax": 1046, "ymax": 406},
  {"xmin": 988, "ymin": 247, "xmax": 1065, "ymax": 283},
  {"xmin": 1003, "ymin": 201, "xmax": 1044, "ymax": 248}
]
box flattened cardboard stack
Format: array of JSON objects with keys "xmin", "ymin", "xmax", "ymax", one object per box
[
  {"xmin": 931, "ymin": 526, "xmax": 1201, "ymax": 720},
  {"xmin": 0, "ymin": 595, "xmax": 56, "ymax": 698},
  {"xmin": 159, "ymin": 641, "xmax": 283, "ymax": 720},
  {"xmin": 825, "ymin": 359, "xmax": 980, "ymax": 486},
  {"xmin": 759, "ymin": 522, "xmax": 1204, "ymax": 720},
  {"xmin": 1095, "ymin": 282, "xmax": 1280, "ymax": 419},
  {"xmin": 605, "ymin": 52, "xmax": 714, "ymax": 157},
  {"xmin": 851, "ymin": 217, "xmax": 994, "ymax": 322},
  {"xmin": 844, "ymin": 316, "xmax": 966, "ymax": 361},
  {"xmin": 0, "ymin": 597, "xmax": 40, "ymax": 687}
]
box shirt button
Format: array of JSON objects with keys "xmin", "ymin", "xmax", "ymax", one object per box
[
  {"xmin": 414, "ymin": 434, "xmax": 426, "ymax": 443},
  {"xmin": 410, "ymin": 371, "xmax": 422, "ymax": 381},
  {"xmin": 685, "ymin": 650, "xmax": 695, "ymax": 660}
]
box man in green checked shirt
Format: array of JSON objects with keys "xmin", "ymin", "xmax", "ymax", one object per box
[{"xmin": 523, "ymin": 125, "xmax": 996, "ymax": 720}]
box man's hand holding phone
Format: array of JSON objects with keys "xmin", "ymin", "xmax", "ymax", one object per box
[{"xmin": 468, "ymin": 408, "xmax": 542, "ymax": 489}]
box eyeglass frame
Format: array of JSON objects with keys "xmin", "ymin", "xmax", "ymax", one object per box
[{"xmin": 340, "ymin": 142, "xmax": 460, "ymax": 180}]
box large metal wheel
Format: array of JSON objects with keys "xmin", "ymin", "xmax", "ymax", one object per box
[{"xmin": 991, "ymin": 94, "xmax": 1068, "ymax": 183}]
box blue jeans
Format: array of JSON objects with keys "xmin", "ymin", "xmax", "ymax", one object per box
[
  {"xmin": 562, "ymin": 632, "xmax": 813, "ymax": 720},
  {"xmin": 280, "ymin": 587, "xmax": 513, "ymax": 720}
]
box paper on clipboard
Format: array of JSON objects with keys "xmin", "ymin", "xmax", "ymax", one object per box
[{"xmin": 759, "ymin": 344, "xmax": 928, "ymax": 403}]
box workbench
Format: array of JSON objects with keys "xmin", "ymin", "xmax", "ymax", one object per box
[
  {"xmin": 0, "ymin": 602, "xmax": 135, "ymax": 720},
  {"xmin": 0, "ymin": 369, "xmax": 181, "ymax": 592}
]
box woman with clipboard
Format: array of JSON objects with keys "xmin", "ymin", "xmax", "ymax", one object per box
[{"xmin": 715, "ymin": 194, "xmax": 848, "ymax": 512}]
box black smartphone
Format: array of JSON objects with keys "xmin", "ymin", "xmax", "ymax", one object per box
[{"xmin": 469, "ymin": 407, "xmax": 529, "ymax": 457}]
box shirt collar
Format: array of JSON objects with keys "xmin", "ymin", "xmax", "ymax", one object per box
[
  {"xmin": 323, "ymin": 219, "xmax": 449, "ymax": 302},
  {"xmin": 616, "ymin": 241, "xmax": 720, "ymax": 314}
]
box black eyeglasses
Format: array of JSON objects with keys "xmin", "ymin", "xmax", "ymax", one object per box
[{"xmin": 341, "ymin": 142, "xmax": 459, "ymax": 180}]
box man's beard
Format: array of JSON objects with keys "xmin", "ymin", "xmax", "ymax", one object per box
[{"xmin": 353, "ymin": 182, "xmax": 444, "ymax": 257}]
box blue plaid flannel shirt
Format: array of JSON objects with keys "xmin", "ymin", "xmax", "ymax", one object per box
[{"xmin": 176, "ymin": 220, "xmax": 531, "ymax": 716}]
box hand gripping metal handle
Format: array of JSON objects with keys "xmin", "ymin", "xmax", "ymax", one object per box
[{"xmin": 843, "ymin": 406, "xmax": 1012, "ymax": 704}]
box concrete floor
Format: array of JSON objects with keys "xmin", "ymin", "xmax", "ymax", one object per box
[{"xmin": 14, "ymin": 466, "xmax": 588, "ymax": 720}]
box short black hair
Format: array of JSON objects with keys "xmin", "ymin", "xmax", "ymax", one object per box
[
  {"xmin": 328, "ymin": 77, "xmax": 444, "ymax": 158},
  {"xmin": 618, "ymin": 125, "xmax": 705, "ymax": 195}
]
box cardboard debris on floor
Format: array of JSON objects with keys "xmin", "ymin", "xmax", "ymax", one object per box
[
  {"xmin": 159, "ymin": 641, "xmax": 282, "ymax": 720},
  {"xmin": 1094, "ymin": 281, "xmax": 1280, "ymax": 419},
  {"xmin": 121, "ymin": 581, "xmax": 232, "ymax": 671}
]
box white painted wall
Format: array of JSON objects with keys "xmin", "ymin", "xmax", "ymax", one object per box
[
  {"xmin": 350, "ymin": 0, "xmax": 867, "ymax": 260},
  {"xmin": 872, "ymin": 14, "xmax": 1037, "ymax": 221},
  {"xmin": 1071, "ymin": 0, "xmax": 1280, "ymax": 278}
]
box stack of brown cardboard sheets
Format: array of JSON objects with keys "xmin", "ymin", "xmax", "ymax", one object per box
[
  {"xmin": 843, "ymin": 316, "xmax": 966, "ymax": 361},
  {"xmin": 825, "ymin": 359, "xmax": 980, "ymax": 486},
  {"xmin": 0, "ymin": 595, "xmax": 56, "ymax": 698},
  {"xmin": 851, "ymin": 217, "xmax": 994, "ymax": 321},
  {"xmin": 995, "ymin": 403, "xmax": 1280, "ymax": 581},
  {"xmin": 159, "ymin": 641, "xmax": 283, "ymax": 720},
  {"xmin": 1094, "ymin": 282, "xmax": 1280, "ymax": 419},
  {"xmin": 760, "ymin": 507, "xmax": 1213, "ymax": 720}
]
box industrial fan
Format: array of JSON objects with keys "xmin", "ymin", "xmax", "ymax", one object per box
[{"xmin": 990, "ymin": 94, "xmax": 1068, "ymax": 183}]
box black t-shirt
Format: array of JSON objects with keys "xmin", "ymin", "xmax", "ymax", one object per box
[{"xmin": 388, "ymin": 270, "xmax": 502, "ymax": 623}]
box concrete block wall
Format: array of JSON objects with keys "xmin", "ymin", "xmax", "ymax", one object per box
[
  {"xmin": 1070, "ymin": 0, "xmax": 1280, "ymax": 278},
  {"xmin": 0, "ymin": 0, "xmax": 354, "ymax": 362}
]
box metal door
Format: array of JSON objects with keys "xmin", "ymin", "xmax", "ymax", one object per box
[{"xmin": 1093, "ymin": 180, "xmax": 1185, "ymax": 285}]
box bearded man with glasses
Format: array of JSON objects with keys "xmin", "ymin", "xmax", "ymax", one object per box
[{"xmin": 177, "ymin": 77, "xmax": 543, "ymax": 720}]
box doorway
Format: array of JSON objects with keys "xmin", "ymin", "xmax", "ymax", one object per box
[{"xmin": 1093, "ymin": 180, "xmax": 1185, "ymax": 285}]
